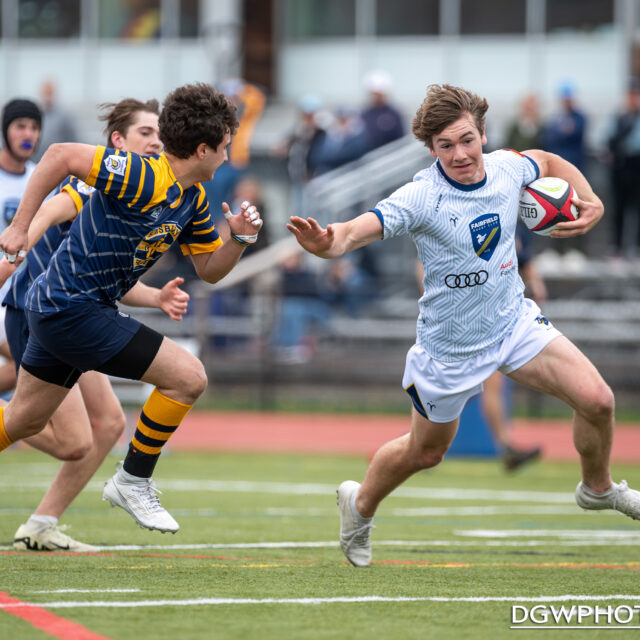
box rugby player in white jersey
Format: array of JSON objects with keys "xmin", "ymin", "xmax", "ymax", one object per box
[
  {"xmin": 287, "ymin": 84, "xmax": 640, "ymax": 567},
  {"xmin": 0, "ymin": 99, "xmax": 43, "ymax": 392}
]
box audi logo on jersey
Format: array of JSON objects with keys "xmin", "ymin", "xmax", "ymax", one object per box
[{"xmin": 444, "ymin": 270, "xmax": 488, "ymax": 288}]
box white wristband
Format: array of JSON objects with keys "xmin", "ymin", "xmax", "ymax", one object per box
[{"xmin": 232, "ymin": 232, "xmax": 259, "ymax": 245}]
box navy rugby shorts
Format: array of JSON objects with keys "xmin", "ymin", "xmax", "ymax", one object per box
[
  {"xmin": 22, "ymin": 301, "xmax": 163, "ymax": 388},
  {"xmin": 4, "ymin": 305, "xmax": 30, "ymax": 372}
]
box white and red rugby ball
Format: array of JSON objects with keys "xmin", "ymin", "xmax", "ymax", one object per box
[{"xmin": 519, "ymin": 177, "xmax": 579, "ymax": 236}]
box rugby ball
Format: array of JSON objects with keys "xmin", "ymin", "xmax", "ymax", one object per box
[{"xmin": 519, "ymin": 177, "xmax": 579, "ymax": 236}]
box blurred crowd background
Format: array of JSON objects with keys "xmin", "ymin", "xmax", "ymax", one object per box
[{"xmin": 2, "ymin": 0, "xmax": 640, "ymax": 416}]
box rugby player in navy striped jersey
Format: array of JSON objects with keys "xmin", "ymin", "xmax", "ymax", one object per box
[
  {"xmin": 0, "ymin": 83, "xmax": 263, "ymax": 533},
  {"xmin": 1, "ymin": 98, "xmax": 191, "ymax": 551}
]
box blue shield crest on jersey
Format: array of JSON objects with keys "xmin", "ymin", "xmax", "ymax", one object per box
[
  {"xmin": 469, "ymin": 214, "xmax": 501, "ymax": 262},
  {"xmin": 3, "ymin": 198, "xmax": 19, "ymax": 226}
]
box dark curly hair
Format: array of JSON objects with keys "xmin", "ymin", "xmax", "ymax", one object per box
[
  {"xmin": 412, "ymin": 84, "xmax": 488, "ymax": 150},
  {"xmin": 98, "ymin": 98, "xmax": 160, "ymax": 147},
  {"xmin": 159, "ymin": 83, "xmax": 239, "ymax": 158}
]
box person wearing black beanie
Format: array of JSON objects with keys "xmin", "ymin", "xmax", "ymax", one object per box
[
  {"xmin": 0, "ymin": 98, "xmax": 42, "ymax": 395},
  {"xmin": 1, "ymin": 98, "xmax": 42, "ymax": 162}
]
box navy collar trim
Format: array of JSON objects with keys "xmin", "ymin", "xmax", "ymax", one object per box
[{"xmin": 436, "ymin": 160, "xmax": 486, "ymax": 191}]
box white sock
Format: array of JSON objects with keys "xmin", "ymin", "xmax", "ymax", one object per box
[
  {"xmin": 581, "ymin": 482, "xmax": 615, "ymax": 497},
  {"xmin": 26, "ymin": 515, "xmax": 58, "ymax": 533},
  {"xmin": 350, "ymin": 491, "xmax": 372, "ymax": 522},
  {"xmin": 117, "ymin": 467, "xmax": 148, "ymax": 485}
]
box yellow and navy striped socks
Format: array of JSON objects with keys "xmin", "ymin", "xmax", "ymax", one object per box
[
  {"xmin": 123, "ymin": 388, "xmax": 192, "ymax": 478},
  {"xmin": 0, "ymin": 407, "xmax": 14, "ymax": 453}
]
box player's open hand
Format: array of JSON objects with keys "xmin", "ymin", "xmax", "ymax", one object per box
[
  {"xmin": 158, "ymin": 277, "xmax": 190, "ymax": 321},
  {"xmin": 550, "ymin": 195, "xmax": 604, "ymax": 238},
  {"xmin": 286, "ymin": 216, "xmax": 335, "ymax": 257},
  {"xmin": 0, "ymin": 225, "xmax": 28, "ymax": 266},
  {"xmin": 222, "ymin": 200, "xmax": 262, "ymax": 244}
]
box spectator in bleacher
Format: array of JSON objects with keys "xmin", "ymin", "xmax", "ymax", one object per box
[
  {"xmin": 541, "ymin": 82, "xmax": 589, "ymax": 255},
  {"xmin": 542, "ymin": 81, "xmax": 588, "ymax": 172},
  {"xmin": 319, "ymin": 256, "xmax": 373, "ymax": 318},
  {"xmin": 34, "ymin": 80, "xmax": 78, "ymax": 161},
  {"xmin": 605, "ymin": 77, "xmax": 640, "ymax": 258},
  {"xmin": 203, "ymin": 78, "xmax": 266, "ymax": 225},
  {"xmin": 316, "ymin": 106, "xmax": 368, "ymax": 175},
  {"xmin": 360, "ymin": 70, "xmax": 404, "ymax": 153},
  {"xmin": 271, "ymin": 252, "xmax": 329, "ymax": 364},
  {"xmin": 504, "ymin": 94, "xmax": 543, "ymax": 151},
  {"xmin": 273, "ymin": 95, "xmax": 327, "ymax": 216},
  {"xmin": 315, "ymin": 105, "xmax": 381, "ymax": 310},
  {"xmin": 119, "ymin": 0, "xmax": 161, "ymax": 39}
]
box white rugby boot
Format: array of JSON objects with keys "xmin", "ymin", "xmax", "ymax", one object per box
[
  {"xmin": 103, "ymin": 464, "xmax": 179, "ymax": 533},
  {"xmin": 337, "ymin": 480, "xmax": 375, "ymax": 567},
  {"xmin": 13, "ymin": 522, "xmax": 100, "ymax": 552},
  {"xmin": 576, "ymin": 480, "xmax": 640, "ymax": 520}
]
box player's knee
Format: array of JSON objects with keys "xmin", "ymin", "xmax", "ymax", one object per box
[
  {"xmin": 91, "ymin": 408, "xmax": 126, "ymax": 441},
  {"xmin": 586, "ymin": 382, "xmax": 615, "ymax": 423},
  {"xmin": 112, "ymin": 409, "xmax": 127, "ymax": 438},
  {"xmin": 414, "ymin": 447, "xmax": 448, "ymax": 470},
  {"xmin": 60, "ymin": 444, "xmax": 91, "ymax": 461},
  {"xmin": 181, "ymin": 361, "xmax": 208, "ymax": 402},
  {"xmin": 55, "ymin": 435, "xmax": 93, "ymax": 461},
  {"xmin": 157, "ymin": 355, "xmax": 207, "ymax": 404}
]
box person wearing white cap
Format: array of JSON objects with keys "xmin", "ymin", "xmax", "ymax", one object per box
[{"xmin": 361, "ymin": 70, "xmax": 404, "ymax": 152}]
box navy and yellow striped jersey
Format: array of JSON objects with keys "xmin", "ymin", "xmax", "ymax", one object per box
[
  {"xmin": 3, "ymin": 176, "xmax": 92, "ymax": 311},
  {"xmin": 25, "ymin": 147, "xmax": 222, "ymax": 313}
]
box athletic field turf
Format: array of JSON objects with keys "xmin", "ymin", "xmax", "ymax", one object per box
[{"xmin": 1, "ymin": 448, "xmax": 640, "ymax": 639}]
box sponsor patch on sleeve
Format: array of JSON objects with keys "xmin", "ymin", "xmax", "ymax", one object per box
[
  {"xmin": 76, "ymin": 180, "xmax": 95, "ymax": 196},
  {"xmin": 104, "ymin": 154, "xmax": 127, "ymax": 176}
]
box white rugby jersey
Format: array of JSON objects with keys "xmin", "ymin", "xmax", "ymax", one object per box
[
  {"xmin": 372, "ymin": 148, "xmax": 539, "ymax": 362},
  {"xmin": 0, "ymin": 160, "xmax": 36, "ymax": 301}
]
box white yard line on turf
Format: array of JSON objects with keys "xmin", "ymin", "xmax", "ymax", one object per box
[
  {"xmin": 0, "ymin": 479, "xmax": 577, "ymax": 503},
  {"xmin": 390, "ymin": 506, "xmax": 593, "ymax": 516},
  {"xmin": 456, "ymin": 529, "xmax": 640, "ymax": 539},
  {"xmin": 4, "ymin": 534, "xmax": 640, "ymax": 552},
  {"xmin": 137, "ymin": 505, "xmax": 604, "ymax": 518},
  {"xmin": 1, "ymin": 595, "xmax": 640, "ymax": 609},
  {"xmin": 30, "ymin": 589, "xmax": 141, "ymax": 594},
  {"xmin": 0, "ymin": 505, "xmax": 590, "ymax": 517}
]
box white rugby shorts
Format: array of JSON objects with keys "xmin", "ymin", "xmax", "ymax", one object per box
[{"xmin": 402, "ymin": 298, "xmax": 562, "ymax": 423}]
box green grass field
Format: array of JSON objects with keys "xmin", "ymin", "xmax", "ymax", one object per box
[{"xmin": 1, "ymin": 448, "xmax": 640, "ymax": 639}]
